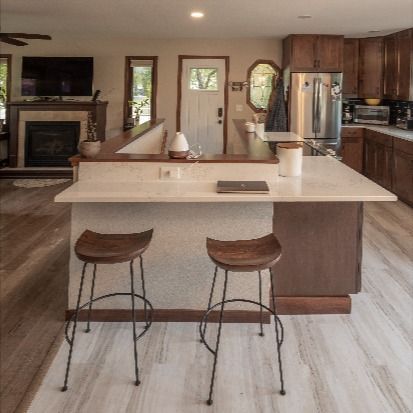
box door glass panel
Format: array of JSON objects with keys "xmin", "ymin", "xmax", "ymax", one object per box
[{"xmin": 189, "ymin": 68, "xmax": 218, "ymax": 91}]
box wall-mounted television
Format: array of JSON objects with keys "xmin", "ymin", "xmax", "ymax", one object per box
[{"xmin": 21, "ymin": 57, "xmax": 93, "ymax": 96}]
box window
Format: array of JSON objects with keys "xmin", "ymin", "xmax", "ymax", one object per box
[
  {"xmin": 247, "ymin": 60, "xmax": 280, "ymax": 112},
  {"xmin": 189, "ymin": 68, "xmax": 218, "ymax": 91},
  {"xmin": 124, "ymin": 56, "xmax": 157, "ymax": 128},
  {"xmin": 0, "ymin": 55, "xmax": 11, "ymax": 127}
]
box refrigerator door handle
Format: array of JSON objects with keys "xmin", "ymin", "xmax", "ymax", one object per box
[
  {"xmin": 316, "ymin": 77, "xmax": 321, "ymax": 133},
  {"xmin": 312, "ymin": 78, "xmax": 317, "ymax": 133}
]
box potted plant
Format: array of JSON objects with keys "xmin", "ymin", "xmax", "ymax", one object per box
[
  {"xmin": 128, "ymin": 98, "xmax": 149, "ymax": 125},
  {"xmin": 79, "ymin": 112, "xmax": 101, "ymax": 158}
]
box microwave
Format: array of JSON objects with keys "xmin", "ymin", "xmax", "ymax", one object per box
[{"xmin": 353, "ymin": 105, "xmax": 390, "ymax": 125}]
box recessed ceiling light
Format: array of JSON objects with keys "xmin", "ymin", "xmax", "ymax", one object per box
[
  {"xmin": 191, "ymin": 11, "xmax": 204, "ymax": 18},
  {"xmin": 368, "ymin": 30, "xmax": 381, "ymax": 33},
  {"xmin": 297, "ymin": 15, "xmax": 312, "ymax": 19}
]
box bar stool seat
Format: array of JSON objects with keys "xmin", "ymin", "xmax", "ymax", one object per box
[
  {"xmin": 206, "ymin": 234, "xmax": 282, "ymax": 271},
  {"xmin": 75, "ymin": 229, "xmax": 153, "ymax": 264}
]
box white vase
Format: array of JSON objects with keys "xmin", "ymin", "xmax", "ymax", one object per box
[
  {"xmin": 168, "ymin": 132, "xmax": 190, "ymax": 158},
  {"xmin": 79, "ymin": 140, "xmax": 101, "ymax": 158}
]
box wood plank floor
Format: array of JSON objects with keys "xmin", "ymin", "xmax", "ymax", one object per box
[
  {"xmin": 23, "ymin": 200, "xmax": 412, "ymax": 413},
  {"xmin": 0, "ymin": 179, "xmax": 72, "ymax": 413}
]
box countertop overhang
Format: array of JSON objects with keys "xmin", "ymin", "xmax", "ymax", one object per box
[{"xmin": 55, "ymin": 157, "xmax": 396, "ymax": 203}]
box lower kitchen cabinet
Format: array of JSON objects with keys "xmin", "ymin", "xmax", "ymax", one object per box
[
  {"xmin": 363, "ymin": 130, "xmax": 393, "ymax": 190},
  {"xmin": 392, "ymin": 139, "xmax": 413, "ymax": 206},
  {"xmin": 341, "ymin": 128, "xmax": 364, "ymax": 173}
]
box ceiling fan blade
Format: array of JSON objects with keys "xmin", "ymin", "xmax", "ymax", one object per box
[
  {"xmin": 0, "ymin": 33, "xmax": 52, "ymax": 40},
  {"xmin": 0, "ymin": 37, "xmax": 28, "ymax": 46}
]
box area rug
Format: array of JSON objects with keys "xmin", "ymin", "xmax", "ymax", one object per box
[{"xmin": 13, "ymin": 179, "xmax": 71, "ymax": 188}]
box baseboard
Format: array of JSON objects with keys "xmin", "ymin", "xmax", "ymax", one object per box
[
  {"xmin": 65, "ymin": 308, "xmax": 271, "ymax": 323},
  {"xmin": 275, "ymin": 296, "xmax": 351, "ymax": 315},
  {"xmin": 65, "ymin": 296, "xmax": 351, "ymax": 322}
]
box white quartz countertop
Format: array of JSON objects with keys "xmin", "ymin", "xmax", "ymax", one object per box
[
  {"xmin": 55, "ymin": 157, "xmax": 396, "ymax": 203},
  {"xmin": 261, "ymin": 131, "xmax": 304, "ymax": 142},
  {"xmin": 342, "ymin": 124, "xmax": 413, "ymax": 142}
]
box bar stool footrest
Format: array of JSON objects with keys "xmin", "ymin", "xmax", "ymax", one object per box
[
  {"xmin": 65, "ymin": 292, "xmax": 154, "ymax": 345},
  {"xmin": 199, "ymin": 298, "xmax": 284, "ymax": 355}
]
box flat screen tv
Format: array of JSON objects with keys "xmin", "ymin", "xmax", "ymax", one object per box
[{"xmin": 21, "ymin": 57, "xmax": 93, "ymax": 96}]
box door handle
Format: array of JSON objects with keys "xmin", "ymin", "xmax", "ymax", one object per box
[{"xmin": 218, "ymin": 107, "xmax": 223, "ymax": 117}]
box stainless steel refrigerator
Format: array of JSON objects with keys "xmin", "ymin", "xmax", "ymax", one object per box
[{"xmin": 289, "ymin": 73, "xmax": 343, "ymax": 145}]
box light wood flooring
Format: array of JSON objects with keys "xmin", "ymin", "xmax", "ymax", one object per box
[
  {"xmin": 24, "ymin": 200, "xmax": 412, "ymax": 413},
  {"xmin": 0, "ymin": 179, "xmax": 71, "ymax": 413}
]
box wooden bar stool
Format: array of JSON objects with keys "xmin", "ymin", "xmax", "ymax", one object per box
[
  {"xmin": 61, "ymin": 229, "xmax": 154, "ymax": 392},
  {"xmin": 199, "ymin": 233, "xmax": 285, "ymax": 405}
]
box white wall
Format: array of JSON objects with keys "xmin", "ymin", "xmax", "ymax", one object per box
[{"xmin": 2, "ymin": 36, "xmax": 282, "ymax": 150}]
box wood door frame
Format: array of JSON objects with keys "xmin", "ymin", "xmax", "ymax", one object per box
[
  {"xmin": 1, "ymin": 54, "xmax": 12, "ymax": 129},
  {"xmin": 176, "ymin": 55, "xmax": 229, "ymax": 154},
  {"xmin": 123, "ymin": 56, "xmax": 158, "ymax": 128}
]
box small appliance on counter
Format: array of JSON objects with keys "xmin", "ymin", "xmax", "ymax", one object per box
[
  {"xmin": 342, "ymin": 102, "xmax": 353, "ymax": 124},
  {"xmin": 353, "ymin": 105, "xmax": 390, "ymax": 125},
  {"xmin": 168, "ymin": 132, "xmax": 190, "ymax": 158},
  {"xmin": 396, "ymin": 102, "xmax": 413, "ymax": 130}
]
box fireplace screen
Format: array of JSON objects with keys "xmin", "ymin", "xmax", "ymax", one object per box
[{"xmin": 25, "ymin": 121, "xmax": 80, "ymax": 167}]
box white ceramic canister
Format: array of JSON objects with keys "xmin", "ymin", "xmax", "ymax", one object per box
[
  {"xmin": 255, "ymin": 122, "xmax": 265, "ymax": 138},
  {"xmin": 168, "ymin": 132, "xmax": 190, "ymax": 158},
  {"xmin": 277, "ymin": 143, "xmax": 303, "ymax": 177},
  {"xmin": 245, "ymin": 122, "xmax": 256, "ymax": 132}
]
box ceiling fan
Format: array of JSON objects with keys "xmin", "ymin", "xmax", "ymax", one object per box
[{"xmin": 0, "ymin": 33, "xmax": 52, "ymax": 46}]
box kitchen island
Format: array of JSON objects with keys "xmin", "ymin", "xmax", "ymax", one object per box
[{"xmin": 57, "ymin": 120, "xmax": 396, "ymax": 322}]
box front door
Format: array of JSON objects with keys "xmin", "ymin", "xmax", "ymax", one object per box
[{"xmin": 179, "ymin": 57, "xmax": 227, "ymax": 154}]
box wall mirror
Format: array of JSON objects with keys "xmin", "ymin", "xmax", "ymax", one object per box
[{"xmin": 247, "ymin": 60, "xmax": 280, "ymax": 112}]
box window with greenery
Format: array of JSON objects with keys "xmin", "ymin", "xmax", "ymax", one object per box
[
  {"xmin": 247, "ymin": 60, "xmax": 280, "ymax": 112},
  {"xmin": 0, "ymin": 55, "xmax": 11, "ymax": 127},
  {"xmin": 189, "ymin": 68, "xmax": 218, "ymax": 91},
  {"xmin": 124, "ymin": 56, "xmax": 157, "ymax": 128}
]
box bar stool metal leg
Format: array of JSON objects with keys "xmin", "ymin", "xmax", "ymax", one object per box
[
  {"xmin": 200, "ymin": 266, "xmax": 218, "ymax": 342},
  {"xmin": 269, "ymin": 268, "xmax": 286, "ymax": 395},
  {"xmin": 207, "ymin": 270, "xmax": 228, "ymax": 405},
  {"xmin": 130, "ymin": 260, "xmax": 141, "ymax": 386},
  {"xmin": 139, "ymin": 256, "xmax": 149, "ymax": 329},
  {"xmin": 258, "ymin": 270, "xmax": 264, "ymax": 337},
  {"xmin": 85, "ymin": 264, "xmax": 97, "ymax": 333},
  {"xmin": 62, "ymin": 262, "xmax": 88, "ymax": 391}
]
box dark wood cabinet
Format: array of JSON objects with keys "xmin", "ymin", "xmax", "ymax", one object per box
[
  {"xmin": 359, "ymin": 37, "xmax": 384, "ymax": 98},
  {"xmin": 283, "ymin": 35, "xmax": 343, "ymax": 72},
  {"xmin": 392, "ymin": 139, "xmax": 413, "ymax": 206},
  {"xmin": 363, "ymin": 130, "xmax": 392, "ymax": 190},
  {"xmin": 343, "ymin": 39, "xmax": 359, "ymax": 97},
  {"xmin": 396, "ymin": 29, "xmax": 413, "ymax": 101},
  {"xmin": 383, "ymin": 34, "xmax": 398, "ymax": 99},
  {"xmin": 340, "ymin": 128, "xmax": 364, "ymax": 173}
]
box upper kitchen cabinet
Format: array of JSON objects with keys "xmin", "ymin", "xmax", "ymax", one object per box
[
  {"xmin": 283, "ymin": 35, "xmax": 343, "ymax": 72},
  {"xmin": 358, "ymin": 37, "xmax": 384, "ymax": 98},
  {"xmin": 396, "ymin": 29, "xmax": 413, "ymax": 101},
  {"xmin": 383, "ymin": 34, "xmax": 398, "ymax": 99},
  {"xmin": 343, "ymin": 39, "xmax": 359, "ymax": 97}
]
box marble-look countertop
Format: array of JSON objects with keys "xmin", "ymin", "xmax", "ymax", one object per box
[
  {"xmin": 342, "ymin": 124, "xmax": 413, "ymax": 142},
  {"xmin": 261, "ymin": 131, "xmax": 304, "ymax": 142},
  {"xmin": 55, "ymin": 157, "xmax": 396, "ymax": 203}
]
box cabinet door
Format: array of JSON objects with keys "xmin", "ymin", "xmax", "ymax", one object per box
[
  {"xmin": 359, "ymin": 37, "xmax": 384, "ymax": 98},
  {"xmin": 383, "ymin": 34, "xmax": 398, "ymax": 99},
  {"xmin": 397, "ymin": 29, "xmax": 413, "ymax": 100},
  {"xmin": 363, "ymin": 137, "xmax": 377, "ymax": 180},
  {"xmin": 393, "ymin": 149, "xmax": 413, "ymax": 205},
  {"xmin": 317, "ymin": 35, "xmax": 344, "ymax": 72},
  {"xmin": 375, "ymin": 144, "xmax": 393, "ymax": 190},
  {"xmin": 343, "ymin": 39, "xmax": 359, "ymax": 96},
  {"xmin": 290, "ymin": 35, "xmax": 318, "ymax": 72},
  {"xmin": 341, "ymin": 137, "xmax": 364, "ymax": 173}
]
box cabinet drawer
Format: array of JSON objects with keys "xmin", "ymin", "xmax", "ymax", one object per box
[
  {"xmin": 365, "ymin": 130, "xmax": 393, "ymax": 147},
  {"xmin": 393, "ymin": 138, "xmax": 413, "ymax": 155},
  {"xmin": 341, "ymin": 127, "xmax": 364, "ymax": 138}
]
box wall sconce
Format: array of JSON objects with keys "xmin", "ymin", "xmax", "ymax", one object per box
[{"xmin": 228, "ymin": 81, "xmax": 249, "ymax": 92}]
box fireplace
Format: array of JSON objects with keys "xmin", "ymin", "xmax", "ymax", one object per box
[{"xmin": 25, "ymin": 121, "xmax": 80, "ymax": 167}]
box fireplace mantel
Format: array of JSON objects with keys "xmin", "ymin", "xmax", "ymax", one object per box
[{"xmin": 7, "ymin": 101, "xmax": 108, "ymax": 168}]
